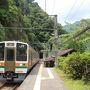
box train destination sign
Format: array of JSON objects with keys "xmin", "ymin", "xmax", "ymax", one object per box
[{"xmin": 7, "ymin": 43, "xmax": 14, "ymax": 46}]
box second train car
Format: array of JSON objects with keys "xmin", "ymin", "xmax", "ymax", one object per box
[{"xmin": 0, "ymin": 41, "xmax": 39, "ymax": 81}]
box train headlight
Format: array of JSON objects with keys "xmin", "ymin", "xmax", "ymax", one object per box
[
  {"xmin": 0, "ymin": 63, "xmax": 4, "ymax": 66},
  {"xmin": 20, "ymin": 64, "xmax": 23, "ymax": 66}
]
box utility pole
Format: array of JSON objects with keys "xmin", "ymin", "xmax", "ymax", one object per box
[
  {"xmin": 45, "ymin": 0, "xmax": 46, "ymax": 12},
  {"xmin": 54, "ymin": 15, "xmax": 58, "ymax": 66},
  {"xmin": 41, "ymin": 15, "xmax": 58, "ymax": 64},
  {"xmin": 54, "ymin": 15, "xmax": 58, "ymax": 39}
]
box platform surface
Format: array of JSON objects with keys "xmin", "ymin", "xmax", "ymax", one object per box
[{"xmin": 17, "ymin": 63, "xmax": 67, "ymax": 90}]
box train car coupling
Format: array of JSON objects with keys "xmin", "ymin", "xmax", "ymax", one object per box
[{"xmin": 3, "ymin": 71, "xmax": 18, "ymax": 80}]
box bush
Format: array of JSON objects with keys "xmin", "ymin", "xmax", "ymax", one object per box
[
  {"xmin": 80, "ymin": 52, "xmax": 90, "ymax": 81},
  {"xmin": 58, "ymin": 52, "xmax": 90, "ymax": 81}
]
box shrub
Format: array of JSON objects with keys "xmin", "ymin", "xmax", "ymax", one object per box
[
  {"xmin": 58, "ymin": 52, "xmax": 90, "ymax": 81},
  {"xmin": 80, "ymin": 52, "xmax": 90, "ymax": 81}
]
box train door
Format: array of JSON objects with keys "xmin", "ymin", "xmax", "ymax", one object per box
[{"xmin": 5, "ymin": 48, "xmax": 15, "ymax": 72}]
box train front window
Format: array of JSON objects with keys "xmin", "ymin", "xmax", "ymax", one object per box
[
  {"xmin": 16, "ymin": 43, "xmax": 27, "ymax": 61},
  {"xmin": 6, "ymin": 49, "xmax": 14, "ymax": 61},
  {"xmin": 0, "ymin": 43, "xmax": 4, "ymax": 61}
]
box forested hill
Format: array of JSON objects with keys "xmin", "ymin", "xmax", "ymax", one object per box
[{"xmin": 0, "ymin": 0, "xmax": 66, "ymax": 51}]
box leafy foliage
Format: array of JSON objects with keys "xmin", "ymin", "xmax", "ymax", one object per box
[
  {"xmin": 58, "ymin": 52, "xmax": 90, "ymax": 82},
  {"xmin": 0, "ymin": 23, "xmax": 5, "ymax": 40},
  {"xmin": 0, "ymin": 0, "xmax": 66, "ymax": 51},
  {"xmin": 61, "ymin": 19, "xmax": 90, "ymax": 52}
]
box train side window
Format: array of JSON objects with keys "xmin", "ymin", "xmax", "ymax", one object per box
[
  {"xmin": 0, "ymin": 43, "xmax": 4, "ymax": 61},
  {"xmin": 0, "ymin": 50, "xmax": 4, "ymax": 60}
]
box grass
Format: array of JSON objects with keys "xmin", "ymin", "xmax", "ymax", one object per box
[{"xmin": 55, "ymin": 67, "xmax": 90, "ymax": 90}]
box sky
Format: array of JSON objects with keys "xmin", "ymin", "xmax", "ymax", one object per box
[{"xmin": 35, "ymin": 0, "xmax": 90, "ymax": 25}]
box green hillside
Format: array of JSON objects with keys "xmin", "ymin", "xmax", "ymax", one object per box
[{"xmin": 0, "ymin": 0, "xmax": 66, "ymax": 51}]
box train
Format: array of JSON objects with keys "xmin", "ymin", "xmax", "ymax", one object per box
[{"xmin": 0, "ymin": 41, "xmax": 39, "ymax": 81}]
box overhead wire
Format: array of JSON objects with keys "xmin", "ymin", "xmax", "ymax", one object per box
[
  {"xmin": 71, "ymin": 0, "xmax": 85, "ymax": 16},
  {"xmin": 0, "ymin": 27, "xmax": 54, "ymax": 32},
  {"xmin": 65, "ymin": 0, "xmax": 78, "ymax": 22},
  {"xmin": 62, "ymin": 26, "xmax": 90, "ymax": 45},
  {"xmin": 63, "ymin": 0, "xmax": 86, "ymax": 44},
  {"xmin": 65, "ymin": 0, "xmax": 85, "ymax": 22},
  {"xmin": 77, "ymin": 0, "xmax": 85, "ymax": 10}
]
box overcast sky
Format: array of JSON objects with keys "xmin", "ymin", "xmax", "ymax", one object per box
[{"xmin": 35, "ymin": 0, "xmax": 90, "ymax": 25}]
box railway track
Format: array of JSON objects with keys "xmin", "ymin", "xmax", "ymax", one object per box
[{"xmin": 0, "ymin": 82, "xmax": 21, "ymax": 90}]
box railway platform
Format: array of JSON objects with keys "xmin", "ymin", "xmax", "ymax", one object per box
[{"xmin": 17, "ymin": 62, "xmax": 67, "ymax": 90}]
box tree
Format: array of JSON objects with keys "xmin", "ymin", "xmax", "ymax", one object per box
[
  {"xmin": 0, "ymin": 0, "xmax": 66, "ymax": 51},
  {"xmin": 0, "ymin": 23, "xmax": 5, "ymax": 41}
]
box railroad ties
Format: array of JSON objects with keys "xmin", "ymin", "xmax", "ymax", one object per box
[{"xmin": 0, "ymin": 82, "xmax": 21, "ymax": 90}]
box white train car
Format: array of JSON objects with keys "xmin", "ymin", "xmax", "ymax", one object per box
[{"xmin": 0, "ymin": 41, "xmax": 39, "ymax": 81}]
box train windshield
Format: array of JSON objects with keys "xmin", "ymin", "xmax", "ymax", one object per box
[
  {"xmin": 0, "ymin": 43, "xmax": 4, "ymax": 61},
  {"xmin": 6, "ymin": 49, "xmax": 14, "ymax": 61},
  {"xmin": 16, "ymin": 43, "xmax": 27, "ymax": 61}
]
